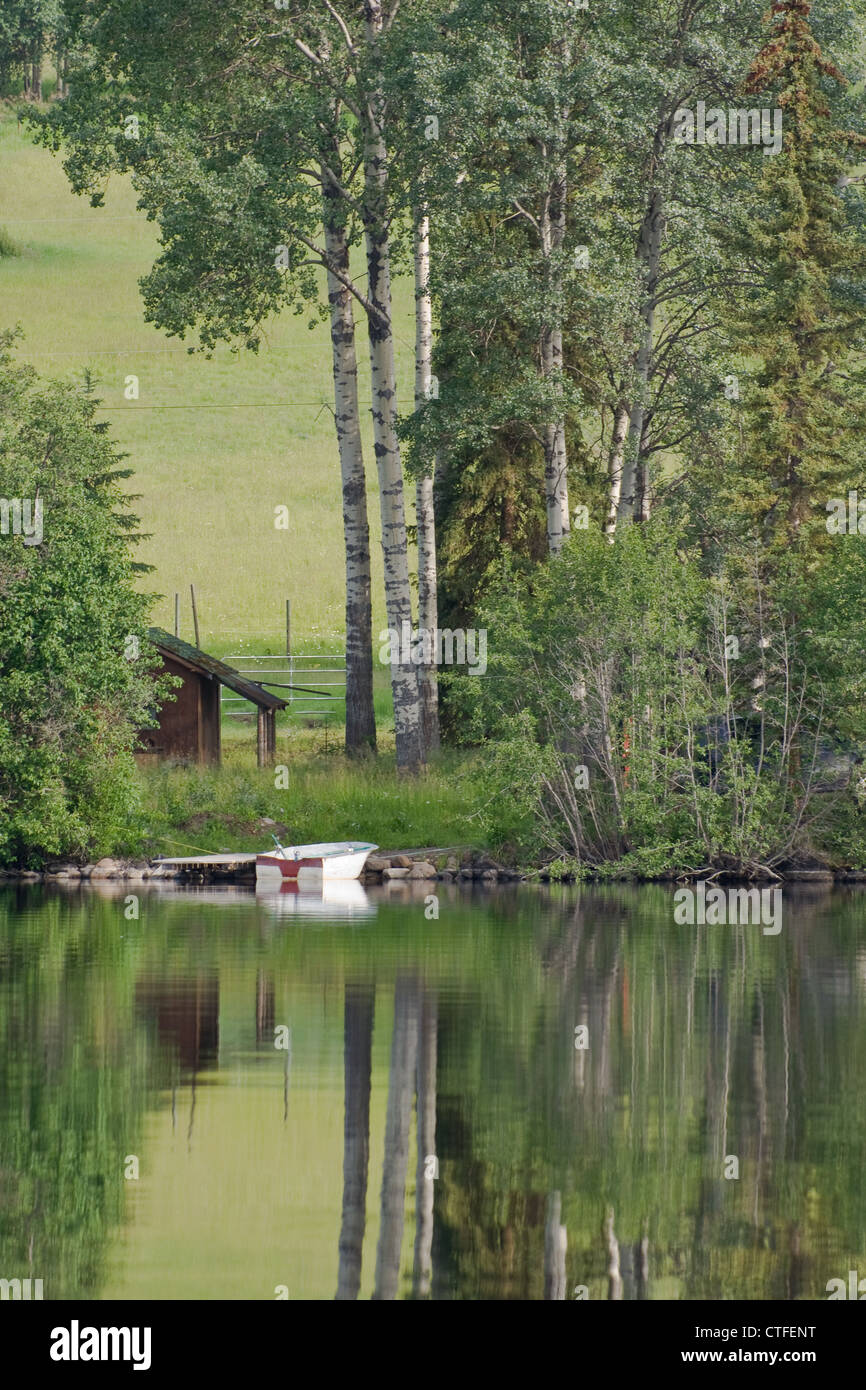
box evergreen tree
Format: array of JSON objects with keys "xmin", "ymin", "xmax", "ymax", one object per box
[
  {"xmin": 0, "ymin": 336, "xmax": 162, "ymax": 865},
  {"xmin": 722, "ymin": 0, "xmax": 866, "ymax": 551}
]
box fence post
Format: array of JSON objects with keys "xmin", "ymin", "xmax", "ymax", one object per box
[
  {"xmin": 190, "ymin": 584, "xmax": 200, "ymax": 648},
  {"xmin": 286, "ymin": 599, "xmax": 292, "ymax": 718},
  {"xmin": 257, "ymin": 709, "xmax": 267, "ymax": 769}
]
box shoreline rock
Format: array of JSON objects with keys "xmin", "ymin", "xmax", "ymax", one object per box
[{"xmin": 6, "ymin": 846, "xmax": 866, "ymax": 890}]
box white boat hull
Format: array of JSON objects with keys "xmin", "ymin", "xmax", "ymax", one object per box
[{"xmin": 255, "ymin": 841, "xmax": 377, "ymax": 888}]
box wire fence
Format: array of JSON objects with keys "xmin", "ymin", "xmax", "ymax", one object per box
[{"xmin": 221, "ymin": 652, "xmax": 346, "ymax": 722}]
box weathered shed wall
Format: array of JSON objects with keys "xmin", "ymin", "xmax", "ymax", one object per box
[
  {"xmin": 137, "ymin": 654, "xmax": 220, "ymax": 764},
  {"xmin": 200, "ymin": 674, "xmax": 221, "ymax": 763}
]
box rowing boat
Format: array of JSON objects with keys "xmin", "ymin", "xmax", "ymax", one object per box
[{"xmin": 255, "ymin": 840, "xmax": 378, "ymax": 887}]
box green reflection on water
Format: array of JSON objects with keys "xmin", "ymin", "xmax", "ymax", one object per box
[{"xmin": 1, "ymin": 881, "xmax": 865, "ymax": 1300}]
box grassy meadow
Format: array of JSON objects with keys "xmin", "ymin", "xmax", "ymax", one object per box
[
  {"xmin": 1, "ymin": 101, "xmax": 481, "ymax": 838},
  {"xmin": 0, "ymin": 106, "xmax": 417, "ymax": 659}
]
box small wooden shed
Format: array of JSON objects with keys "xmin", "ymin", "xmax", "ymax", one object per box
[{"xmin": 138, "ymin": 627, "xmax": 287, "ymax": 767}]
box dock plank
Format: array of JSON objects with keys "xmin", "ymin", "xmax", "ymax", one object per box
[{"xmin": 155, "ymin": 853, "xmax": 258, "ymax": 866}]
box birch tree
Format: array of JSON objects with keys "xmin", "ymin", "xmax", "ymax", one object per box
[
  {"xmin": 274, "ymin": 0, "xmax": 423, "ymax": 770},
  {"xmin": 413, "ymin": 210, "xmax": 441, "ymax": 753},
  {"xmin": 406, "ymin": 0, "xmax": 597, "ymax": 557},
  {"xmin": 31, "ymin": 0, "xmax": 387, "ymax": 758},
  {"xmin": 320, "ymin": 118, "xmax": 377, "ymax": 755},
  {"xmin": 591, "ymin": 0, "xmax": 772, "ymax": 534},
  {"xmin": 383, "ymin": 18, "xmax": 450, "ymax": 755}
]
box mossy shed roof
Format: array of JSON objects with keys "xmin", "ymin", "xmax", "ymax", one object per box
[{"xmin": 147, "ymin": 628, "xmax": 287, "ymax": 711}]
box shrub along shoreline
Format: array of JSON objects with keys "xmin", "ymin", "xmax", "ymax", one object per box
[
  {"xmin": 4, "ymin": 719, "xmax": 866, "ymax": 880},
  {"xmin": 2, "ymin": 731, "xmax": 865, "ymax": 885}
]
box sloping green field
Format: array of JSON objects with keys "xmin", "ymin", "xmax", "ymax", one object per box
[{"xmin": 0, "ymin": 108, "xmax": 418, "ymax": 654}]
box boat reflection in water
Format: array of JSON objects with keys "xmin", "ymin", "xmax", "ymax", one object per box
[
  {"xmin": 256, "ymin": 877, "xmax": 376, "ymax": 920},
  {"xmin": 140, "ymin": 877, "xmax": 376, "ymax": 921}
]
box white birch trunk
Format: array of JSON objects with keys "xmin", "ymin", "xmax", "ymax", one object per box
[
  {"xmin": 604, "ymin": 400, "xmax": 630, "ymax": 540},
  {"xmin": 323, "ymin": 180, "xmax": 377, "ymax": 754},
  {"xmin": 617, "ymin": 189, "xmax": 664, "ymax": 527},
  {"xmin": 414, "ymin": 210, "xmax": 440, "ymax": 757},
  {"xmin": 362, "ymin": 0, "xmax": 422, "ymax": 773},
  {"xmin": 540, "ymin": 164, "xmax": 570, "ymax": 554}
]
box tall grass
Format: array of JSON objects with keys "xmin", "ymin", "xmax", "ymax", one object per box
[{"xmin": 131, "ymin": 743, "xmax": 484, "ymax": 858}]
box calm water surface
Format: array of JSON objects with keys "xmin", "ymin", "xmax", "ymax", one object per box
[{"xmin": 1, "ymin": 879, "xmax": 865, "ymax": 1300}]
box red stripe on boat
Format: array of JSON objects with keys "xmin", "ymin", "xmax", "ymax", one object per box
[{"xmin": 256, "ymin": 855, "xmax": 324, "ymax": 880}]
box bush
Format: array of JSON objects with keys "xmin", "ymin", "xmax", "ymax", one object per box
[
  {"xmin": 0, "ymin": 226, "xmax": 21, "ymax": 257},
  {"xmin": 451, "ymin": 523, "xmax": 866, "ymax": 872},
  {"xmin": 0, "ymin": 337, "xmax": 164, "ymax": 865}
]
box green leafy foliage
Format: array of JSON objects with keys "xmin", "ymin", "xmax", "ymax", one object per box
[
  {"xmin": 453, "ymin": 524, "xmax": 866, "ymax": 870},
  {"xmin": 0, "ymin": 336, "xmax": 165, "ymax": 864}
]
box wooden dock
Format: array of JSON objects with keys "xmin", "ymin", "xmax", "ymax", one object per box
[
  {"xmin": 156, "ymin": 854, "xmax": 258, "ymax": 867},
  {"xmin": 154, "ymin": 853, "xmax": 258, "ymax": 882}
]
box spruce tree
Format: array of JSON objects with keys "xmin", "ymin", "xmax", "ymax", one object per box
[{"xmin": 724, "ymin": 0, "xmax": 866, "ymax": 552}]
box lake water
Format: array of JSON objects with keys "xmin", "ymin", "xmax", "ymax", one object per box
[{"xmin": 1, "ymin": 878, "xmax": 865, "ymax": 1301}]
